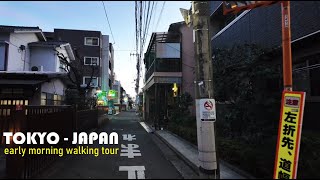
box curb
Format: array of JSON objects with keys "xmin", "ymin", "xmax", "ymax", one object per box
[
  {"xmin": 142, "ymin": 122, "xmax": 256, "ymax": 179},
  {"xmin": 154, "ymin": 130, "xmax": 200, "ymax": 176},
  {"xmin": 141, "ymin": 121, "xmax": 199, "ymax": 175},
  {"xmin": 219, "ymin": 160, "xmax": 256, "ymax": 179}
]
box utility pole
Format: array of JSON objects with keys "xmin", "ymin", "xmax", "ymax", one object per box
[
  {"xmin": 281, "ymin": 1, "xmax": 293, "ymax": 92},
  {"xmin": 182, "ymin": 1, "xmax": 220, "ymax": 179},
  {"xmin": 130, "ymin": 53, "xmax": 140, "ymax": 95}
]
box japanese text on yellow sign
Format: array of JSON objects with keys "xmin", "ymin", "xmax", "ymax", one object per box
[{"xmin": 274, "ymin": 91, "xmax": 306, "ymax": 179}]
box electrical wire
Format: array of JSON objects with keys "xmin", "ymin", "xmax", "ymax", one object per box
[
  {"xmin": 101, "ymin": 1, "xmax": 116, "ymax": 44},
  {"xmin": 154, "ymin": 1, "xmax": 166, "ymax": 32}
]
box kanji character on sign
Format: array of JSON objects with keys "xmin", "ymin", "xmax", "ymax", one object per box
[
  {"xmin": 278, "ymin": 171, "xmax": 290, "ymax": 179},
  {"xmin": 120, "ymin": 144, "xmax": 141, "ymax": 158},
  {"xmin": 281, "ymin": 137, "xmax": 294, "ymax": 150},
  {"xmin": 284, "ymin": 111, "xmax": 297, "ymax": 124},
  {"xmin": 123, "ymin": 134, "xmax": 136, "ymax": 141},
  {"xmin": 283, "ymin": 124, "xmax": 296, "ymax": 137},
  {"xmin": 279, "ymin": 158, "xmax": 292, "ymax": 172}
]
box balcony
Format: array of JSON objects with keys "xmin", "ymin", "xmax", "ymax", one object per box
[{"xmin": 144, "ymin": 32, "xmax": 182, "ymax": 85}]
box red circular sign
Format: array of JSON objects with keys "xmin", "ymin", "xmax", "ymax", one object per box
[{"xmin": 204, "ymin": 101, "xmax": 213, "ymax": 110}]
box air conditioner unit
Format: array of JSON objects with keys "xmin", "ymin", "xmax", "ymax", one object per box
[{"xmin": 31, "ymin": 66, "xmax": 43, "ymax": 72}]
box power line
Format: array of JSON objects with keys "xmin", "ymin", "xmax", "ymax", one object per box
[
  {"xmin": 142, "ymin": 1, "xmax": 155, "ymax": 51},
  {"xmin": 150, "ymin": 1, "xmax": 158, "ymax": 32},
  {"xmin": 154, "ymin": 1, "xmax": 166, "ymax": 31},
  {"xmin": 101, "ymin": 1, "xmax": 116, "ymax": 44}
]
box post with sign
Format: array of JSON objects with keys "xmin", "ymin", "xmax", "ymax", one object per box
[
  {"xmin": 181, "ymin": 1, "xmax": 220, "ymax": 178},
  {"xmin": 274, "ymin": 91, "xmax": 306, "ymax": 179}
]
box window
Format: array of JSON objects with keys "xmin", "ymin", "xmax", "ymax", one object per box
[
  {"xmin": 84, "ymin": 37, "xmax": 99, "ymax": 46},
  {"xmin": 0, "ymin": 43, "xmax": 8, "ymax": 71},
  {"xmin": 53, "ymin": 94, "xmax": 63, "ymax": 105},
  {"xmin": 0, "ymin": 99, "xmax": 28, "ymax": 105},
  {"xmin": 41, "ymin": 92, "xmax": 64, "ymax": 105},
  {"xmin": 84, "ymin": 57, "xmax": 99, "ymax": 66},
  {"xmin": 83, "ymin": 76, "xmax": 98, "ymax": 87}
]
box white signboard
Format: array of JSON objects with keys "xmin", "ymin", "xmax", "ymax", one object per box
[{"xmin": 199, "ymin": 99, "xmax": 216, "ymax": 121}]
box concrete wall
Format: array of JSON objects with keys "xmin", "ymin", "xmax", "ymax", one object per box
[
  {"xmin": 8, "ymin": 32, "xmax": 39, "ymax": 71},
  {"xmin": 30, "ymin": 47, "xmax": 56, "ymax": 71},
  {"xmin": 41, "ymin": 78, "xmax": 65, "ymax": 96},
  {"xmin": 29, "ymin": 45, "xmax": 69, "ymax": 72},
  {"xmin": 56, "ymin": 46, "xmax": 69, "ymax": 72},
  {"xmin": 180, "ymin": 24, "xmax": 196, "ymax": 115},
  {"xmin": 101, "ymin": 35, "xmax": 110, "ymax": 91}
]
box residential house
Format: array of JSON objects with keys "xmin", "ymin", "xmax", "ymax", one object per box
[
  {"xmin": 142, "ymin": 21, "xmax": 195, "ymax": 129},
  {"xmin": 0, "ymin": 25, "xmax": 74, "ymax": 106}
]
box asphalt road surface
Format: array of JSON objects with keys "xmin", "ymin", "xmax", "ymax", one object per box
[{"xmin": 35, "ymin": 110, "xmax": 192, "ymax": 179}]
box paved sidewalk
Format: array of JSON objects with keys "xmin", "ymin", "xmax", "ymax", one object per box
[{"xmin": 139, "ymin": 122, "xmax": 255, "ymax": 179}]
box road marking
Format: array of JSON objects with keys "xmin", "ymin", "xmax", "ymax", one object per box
[
  {"xmin": 119, "ymin": 166, "xmax": 146, "ymax": 179},
  {"xmin": 139, "ymin": 122, "xmax": 153, "ymax": 133},
  {"xmin": 120, "ymin": 144, "xmax": 141, "ymax": 158},
  {"xmin": 123, "ymin": 134, "xmax": 136, "ymax": 141}
]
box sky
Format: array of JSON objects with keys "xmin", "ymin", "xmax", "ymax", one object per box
[{"xmin": 0, "ymin": 1, "xmax": 191, "ymax": 97}]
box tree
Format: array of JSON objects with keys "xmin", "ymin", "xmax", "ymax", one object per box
[
  {"xmin": 212, "ymin": 44, "xmax": 281, "ymax": 139},
  {"xmin": 56, "ymin": 49, "xmax": 97, "ymax": 110}
]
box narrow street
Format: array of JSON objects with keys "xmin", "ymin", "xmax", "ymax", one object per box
[{"xmin": 35, "ymin": 110, "xmax": 191, "ymax": 179}]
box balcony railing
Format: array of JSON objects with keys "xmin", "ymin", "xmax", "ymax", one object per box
[{"xmin": 145, "ymin": 58, "xmax": 181, "ymax": 82}]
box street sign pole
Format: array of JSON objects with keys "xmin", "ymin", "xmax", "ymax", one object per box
[{"xmin": 281, "ymin": 1, "xmax": 293, "ymax": 91}]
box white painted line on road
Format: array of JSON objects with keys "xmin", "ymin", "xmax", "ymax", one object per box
[
  {"xmin": 119, "ymin": 166, "xmax": 146, "ymax": 179},
  {"xmin": 139, "ymin": 122, "xmax": 153, "ymax": 133},
  {"xmin": 123, "ymin": 134, "xmax": 136, "ymax": 141},
  {"xmin": 120, "ymin": 144, "xmax": 142, "ymax": 158}
]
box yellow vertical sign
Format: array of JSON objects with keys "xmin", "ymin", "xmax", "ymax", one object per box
[
  {"xmin": 274, "ymin": 91, "xmax": 306, "ymax": 179},
  {"xmin": 172, "ymin": 83, "xmax": 178, "ymax": 97}
]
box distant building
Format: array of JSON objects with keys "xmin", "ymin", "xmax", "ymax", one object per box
[{"xmin": 112, "ymin": 80, "xmax": 121, "ymax": 105}]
